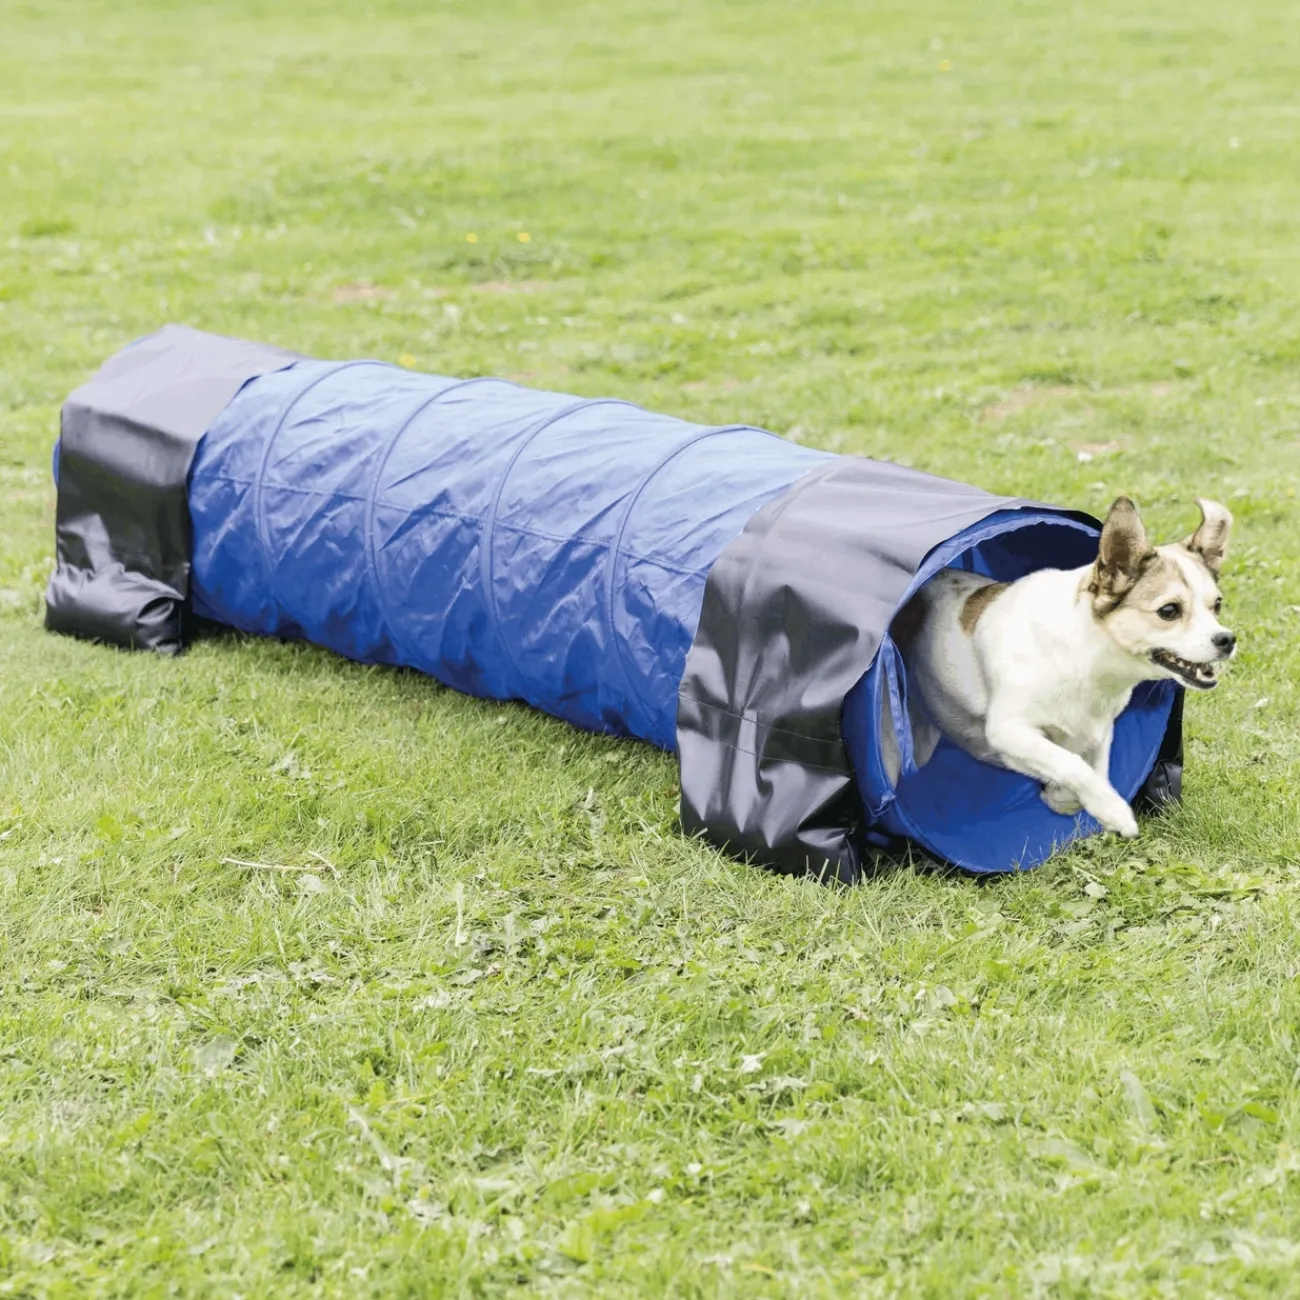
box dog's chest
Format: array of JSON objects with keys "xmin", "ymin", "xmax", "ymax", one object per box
[{"xmin": 1026, "ymin": 670, "xmax": 1133, "ymax": 749}]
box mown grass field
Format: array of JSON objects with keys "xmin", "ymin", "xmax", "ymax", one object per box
[{"xmin": 2, "ymin": 0, "xmax": 1299, "ymax": 1294}]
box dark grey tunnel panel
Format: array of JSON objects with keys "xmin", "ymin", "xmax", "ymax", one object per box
[
  {"xmin": 46, "ymin": 325, "xmax": 299, "ymax": 653},
  {"xmin": 678, "ymin": 457, "xmax": 1046, "ymax": 884}
]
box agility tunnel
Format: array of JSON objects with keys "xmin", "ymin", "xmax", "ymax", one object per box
[{"xmin": 46, "ymin": 325, "xmax": 1182, "ymax": 882}]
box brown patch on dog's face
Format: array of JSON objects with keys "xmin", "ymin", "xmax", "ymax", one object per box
[
  {"xmin": 959, "ymin": 581, "xmax": 1010, "ymax": 633},
  {"xmin": 1093, "ymin": 497, "xmax": 1237, "ymax": 689},
  {"xmin": 1087, "ymin": 496, "xmax": 1154, "ymax": 612}
]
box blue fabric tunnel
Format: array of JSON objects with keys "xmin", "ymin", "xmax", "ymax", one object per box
[{"xmin": 46, "ymin": 326, "xmax": 1181, "ymax": 881}]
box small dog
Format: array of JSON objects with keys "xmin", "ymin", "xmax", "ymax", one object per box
[{"xmin": 883, "ymin": 497, "xmax": 1235, "ymax": 838}]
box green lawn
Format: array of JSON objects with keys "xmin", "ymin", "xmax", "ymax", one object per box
[{"xmin": 2, "ymin": 0, "xmax": 1299, "ymax": 1294}]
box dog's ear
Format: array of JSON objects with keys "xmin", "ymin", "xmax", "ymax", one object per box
[
  {"xmin": 1183, "ymin": 497, "xmax": 1232, "ymax": 575},
  {"xmin": 1089, "ymin": 496, "xmax": 1153, "ymax": 608}
]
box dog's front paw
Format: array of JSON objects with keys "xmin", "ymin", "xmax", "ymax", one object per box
[
  {"xmin": 1092, "ymin": 796, "xmax": 1139, "ymax": 839},
  {"xmin": 1041, "ymin": 783, "xmax": 1082, "ymax": 817}
]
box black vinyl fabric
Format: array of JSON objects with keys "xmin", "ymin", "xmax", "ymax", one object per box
[{"xmin": 45, "ymin": 324, "xmax": 298, "ymax": 653}]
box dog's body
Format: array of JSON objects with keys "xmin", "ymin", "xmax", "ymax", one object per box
[{"xmin": 882, "ymin": 498, "xmax": 1235, "ymax": 838}]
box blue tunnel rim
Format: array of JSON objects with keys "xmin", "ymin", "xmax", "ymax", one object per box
[{"xmin": 843, "ymin": 506, "xmax": 1179, "ymax": 875}]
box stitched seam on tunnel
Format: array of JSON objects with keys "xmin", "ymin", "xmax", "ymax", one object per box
[
  {"xmin": 479, "ymin": 397, "xmax": 641, "ymax": 693},
  {"xmin": 250, "ymin": 360, "xmax": 386, "ymax": 631},
  {"xmin": 194, "ymin": 475, "xmax": 718, "ymax": 581},
  {"xmin": 364, "ymin": 376, "xmax": 509, "ymax": 669},
  {"xmin": 605, "ymin": 424, "xmax": 781, "ymax": 724}
]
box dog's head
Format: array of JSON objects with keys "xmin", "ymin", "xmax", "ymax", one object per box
[{"xmin": 1087, "ymin": 496, "xmax": 1236, "ymax": 690}]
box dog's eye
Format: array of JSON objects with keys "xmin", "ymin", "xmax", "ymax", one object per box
[
  {"xmin": 1157, "ymin": 602, "xmax": 1182, "ymax": 621},
  {"xmin": 1213, "ymin": 596, "xmax": 1223, "ymax": 614}
]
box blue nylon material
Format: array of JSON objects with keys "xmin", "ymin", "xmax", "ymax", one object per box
[{"xmin": 187, "ymin": 361, "xmax": 831, "ymax": 751}]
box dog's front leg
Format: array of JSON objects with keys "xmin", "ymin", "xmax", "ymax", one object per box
[
  {"xmin": 1043, "ymin": 725, "xmax": 1115, "ymax": 818},
  {"xmin": 985, "ymin": 711, "xmax": 1138, "ymax": 838},
  {"xmin": 1089, "ymin": 725, "xmax": 1114, "ymax": 782}
]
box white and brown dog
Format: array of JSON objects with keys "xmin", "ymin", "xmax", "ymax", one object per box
[{"xmin": 883, "ymin": 497, "xmax": 1235, "ymax": 838}]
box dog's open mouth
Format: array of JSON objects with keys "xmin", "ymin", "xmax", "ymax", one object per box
[{"xmin": 1151, "ymin": 649, "xmax": 1219, "ymax": 690}]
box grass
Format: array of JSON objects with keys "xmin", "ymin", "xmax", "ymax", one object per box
[{"xmin": 2, "ymin": 0, "xmax": 1300, "ymax": 1294}]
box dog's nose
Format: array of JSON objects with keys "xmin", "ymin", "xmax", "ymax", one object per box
[{"xmin": 1213, "ymin": 630, "xmax": 1236, "ymax": 654}]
